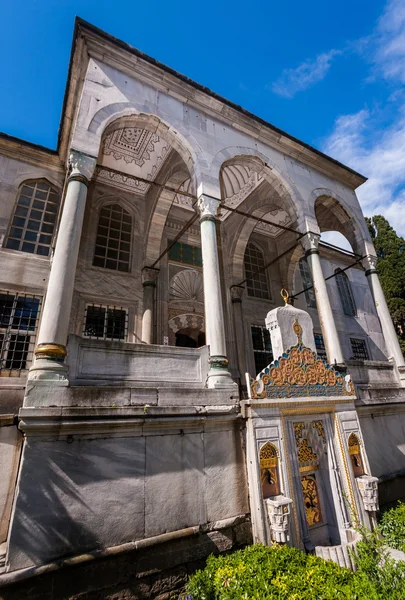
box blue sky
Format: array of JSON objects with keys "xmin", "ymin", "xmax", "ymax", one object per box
[{"xmin": 1, "ymin": 0, "xmax": 405, "ymax": 237}]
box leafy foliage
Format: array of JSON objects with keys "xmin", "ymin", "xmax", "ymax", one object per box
[
  {"xmin": 352, "ymin": 518, "xmax": 405, "ymax": 599},
  {"xmin": 184, "ymin": 544, "xmax": 376, "ymax": 599},
  {"xmin": 366, "ymin": 215, "xmax": 405, "ymax": 356},
  {"xmin": 380, "ymin": 502, "xmax": 405, "ymax": 553}
]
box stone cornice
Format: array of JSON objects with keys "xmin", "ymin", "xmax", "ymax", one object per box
[
  {"xmin": 0, "ymin": 133, "xmax": 63, "ymax": 172},
  {"xmin": 76, "ymin": 19, "xmax": 367, "ymax": 190}
]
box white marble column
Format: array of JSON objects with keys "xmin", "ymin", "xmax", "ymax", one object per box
[
  {"xmin": 198, "ymin": 195, "xmax": 235, "ymax": 388},
  {"xmin": 301, "ymin": 232, "xmax": 345, "ymax": 365},
  {"xmin": 362, "ymin": 255, "xmax": 405, "ymax": 367},
  {"xmin": 230, "ymin": 285, "xmax": 248, "ymax": 382},
  {"xmin": 141, "ymin": 267, "xmax": 159, "ymax": 344},
  {"xmin": 30, "ymin": 150, "xmax": 97, "ymax": 380}
]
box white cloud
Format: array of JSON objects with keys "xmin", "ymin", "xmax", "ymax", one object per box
[
  {"xmin": 374, "ymin": 0, "xmax": 405, "ymax": 82},
  {"xmin": 272, "ymin": 49, "xmax": 342, "ymax": 98},
  {"xmin": 322, "ymin": 107, "xmax": 405, "ymax": 237}
]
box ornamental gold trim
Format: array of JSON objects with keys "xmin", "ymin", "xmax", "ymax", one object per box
[
  {"xmin": 34, "ymin": 343, "xmax": 67, "ymax": 359},
  {"xmin": 281, "ymin": 415, "xmax": 301, "ymax": 548},
  {"xmin": 334, "ymin": 414, "xmax": 358, "ymax": 521}
]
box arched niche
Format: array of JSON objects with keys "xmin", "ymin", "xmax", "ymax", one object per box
[
  {"xmin": 259, "ymin": 442, "xmax": 281, "ymax": 498},
  {"xmin": 348, "ymin": 433, "xmax": 365, "ymax": 478}
]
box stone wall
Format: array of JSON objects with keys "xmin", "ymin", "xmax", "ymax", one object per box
[{"xmin": 6, "ymin": 405, "xmax": 249, "ymax": 571}]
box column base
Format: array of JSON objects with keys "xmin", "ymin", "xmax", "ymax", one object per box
[
  {"xmin": 28, "ymin": 358, "xmax": 69, "ymax": 384},
  {"xmin": 207, "ymin": 356, "xmax": 237, "ymax": 389}
]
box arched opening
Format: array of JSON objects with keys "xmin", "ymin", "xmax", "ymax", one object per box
[
  {"xmin": 175, "ymin": 328, "xmax": 206, "ymax": 348},
  {"xmin": 314, "ymin": 195, "xmax": 361, "ymax": 255},
  {"xmin": 219, "ymin": 155, "xmax": 301, "ymax": 377}
]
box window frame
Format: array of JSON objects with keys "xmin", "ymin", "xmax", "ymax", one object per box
[
  {"xmin": 4, "ymin": 179, "xmax": 60, "ymax": 257},
  {"xmin": 251, "ymin": 324, "xmax": 273, "ymax": 375},
  {"xmin": 92, "ymin": 203, "xmax": 133, "ymax": 273},
  {"xmin": 349, "ymin": 338, "xmax": 370, "ymax": 360},
  {"xmin": 83, "ymin": 303, "xmax": 129, "ymax": 342},
  {"xmin": 335, "ymin": 268, "xmax": 357, "ymax": 317},
  {"xmin": 244, "ymin": 241, "xmax": 271, "ymax": 300},
  {"xmin": 299, "ymin": 258, "xmax": 317, "ymax": 309},
  {"xmin": 314, "ymin": 332, "xmax": 327, "ymax": 361},
  {"xmin": 0, "ymin": 291, "xmax": 42, "ymax": 374}
]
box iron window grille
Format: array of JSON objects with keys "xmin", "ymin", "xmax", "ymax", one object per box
[
  {"xmin": 335, "ymin": 269, "xmax": 357, "ymax": 316},
  {"xmin": 244, "ymin": 242, "xmax": 271, "ymax": 300},
  {"xmin": 350, "ymin": 338, "xmax": 370, "ymax": 360},
  {"xmin": 251, "ymin": 325, "xmax": 273, "ymax": 375},
  {"xmin": 83, "ymin": 304, "xmax": 128, "ymax": 341},
  {"xmin": 299, "ymin": 258, "xmax": 317, "ymax": 308},
  {"xmin": 93, "ymin": 204, "xmax": 132, "ymax": 272},
  {"xmin": 314, "ymin": 333, "xmax": 327, "ymax": 360},
  {"xmin": 0, "ymin": 291, "xmax": 42, "ymax": 375},
  {"xmin": 5, "ymin": 181, "xmax": 60, "ymax": 257}
]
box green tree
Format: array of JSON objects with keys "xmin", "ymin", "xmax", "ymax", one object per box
[{"xmin": 366, "ymin": 215, "xmax": 405, "ymax": 357}]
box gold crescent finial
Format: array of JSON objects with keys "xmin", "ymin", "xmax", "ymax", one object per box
[{"xmin": 280, "ymin": 288, "xmax": 289, "ymax": 305}]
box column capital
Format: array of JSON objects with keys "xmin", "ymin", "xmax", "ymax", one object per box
[
  {"xmin": 300, "ymin": 231, "xmax": 321, "ymax": 256},
  {"xmin": 197, "ymin": 195, "xmax": 221, "ymax": 221},
  {"xmin": 362, "ymin": 255, "xmax": 378, "ymax": 276},
  {"xmin": 142, "ymin": 266, "xmax": 159, "ymax": 286},
  {"xmin": 69, "ymin": 150, "xmax": 97, "ymax": 184},
  {"xmin": 230, "ymin": 285, "xmax": 245, "ymax": 303}
]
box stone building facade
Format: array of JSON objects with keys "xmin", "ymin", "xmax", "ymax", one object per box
[{"xmin": 0, "ymin": 17, "xmax": 404, "ymax": 598}]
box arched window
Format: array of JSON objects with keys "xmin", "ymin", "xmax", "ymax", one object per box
[
  {"xmin": 244, "ymin": 242, "xmax": 270, "ymax": 299},
  {"xmin": 335, "ymin": 269, "xmax": 356, "ymax": 316},
  {"xmin": 299, "ymin": 258, "xmax": 316, "ymax": 308},
  {"xmin": 5, "ymin": 180, "xmax": 60, "ymax": 256},
  {"xmin": 93, "ymin": 204, "xmax": 132, "ymax": 272}
]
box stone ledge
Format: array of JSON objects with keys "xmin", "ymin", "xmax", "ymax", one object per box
[
  {"xmin": 0, "ymin": 515, "xmax": 251, "ymax": 599},
  {"xmin": 23, "ymin": 383, "xmax": 239, "ymax": 409}
]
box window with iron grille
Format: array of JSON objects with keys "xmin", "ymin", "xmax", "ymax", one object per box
[
  {"xmin": 299, "ymin": 258, "xmax": 316, "ymax": 308},
  {"xmin": 93, "ymin": 204, "xmax": 132, "ymax": 272},
  {"xmin": 314, "ymin": 333, "xmax": 327, "ymax": 360},
  {"xmin": 335, "ymin": 269, "xmax": 357, "ymax": 316},
  {"xmin": 0, "ymin": 292, "xmax": 41, "ymax": 374},
  {"xmin": 4, "ymin": 181, "xmax": 60, "ymax": 256},
  {"xmin": 251, "ymin": 325, "xmax": 273, "ymax": 375},
  {"xmin": 350, "ymin": 338, "xmax": 369, "ymax": 360},
  {"xmin": 244, "ymin": 242, "xmax": 271, "ymax": 299},
  {"xmin": 83, "ymin": 304, "xmax": 128, "ymax": 341}
]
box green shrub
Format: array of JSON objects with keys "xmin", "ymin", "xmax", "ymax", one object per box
[
  {"xmin": 184, "ymin": 543, "xmax": 377, "ymax": 599},
  {"xmin": 352, "ymin": 520, "xmax": 405, "ymax": 599},
  {"xmin": 380, "ymin": 502, "xmax": 405, "ymax": 553}
]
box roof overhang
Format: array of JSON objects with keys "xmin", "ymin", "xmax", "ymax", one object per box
[{"xmin": 1, "ymin": 17, "xmax": 368, "ymax": 190}]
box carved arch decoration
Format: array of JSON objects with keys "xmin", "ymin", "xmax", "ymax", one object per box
[
  {"xmin": 167, "ymin": 313, "xmax": 205, "ymax": 346},
  {"xmin": 348, "ymin": 432, "xmax": 365, "ymax": 478},
  {"xmin": 87, "ymin": 104, "xmax": 205, "ymax": 187},
  {"xmin": 211, "ymin": 147, "xmax": 305, "ymax": 217},
  {"xmin": 259, "ymin": 442, "xmax": 281, "ymax": 498}
]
